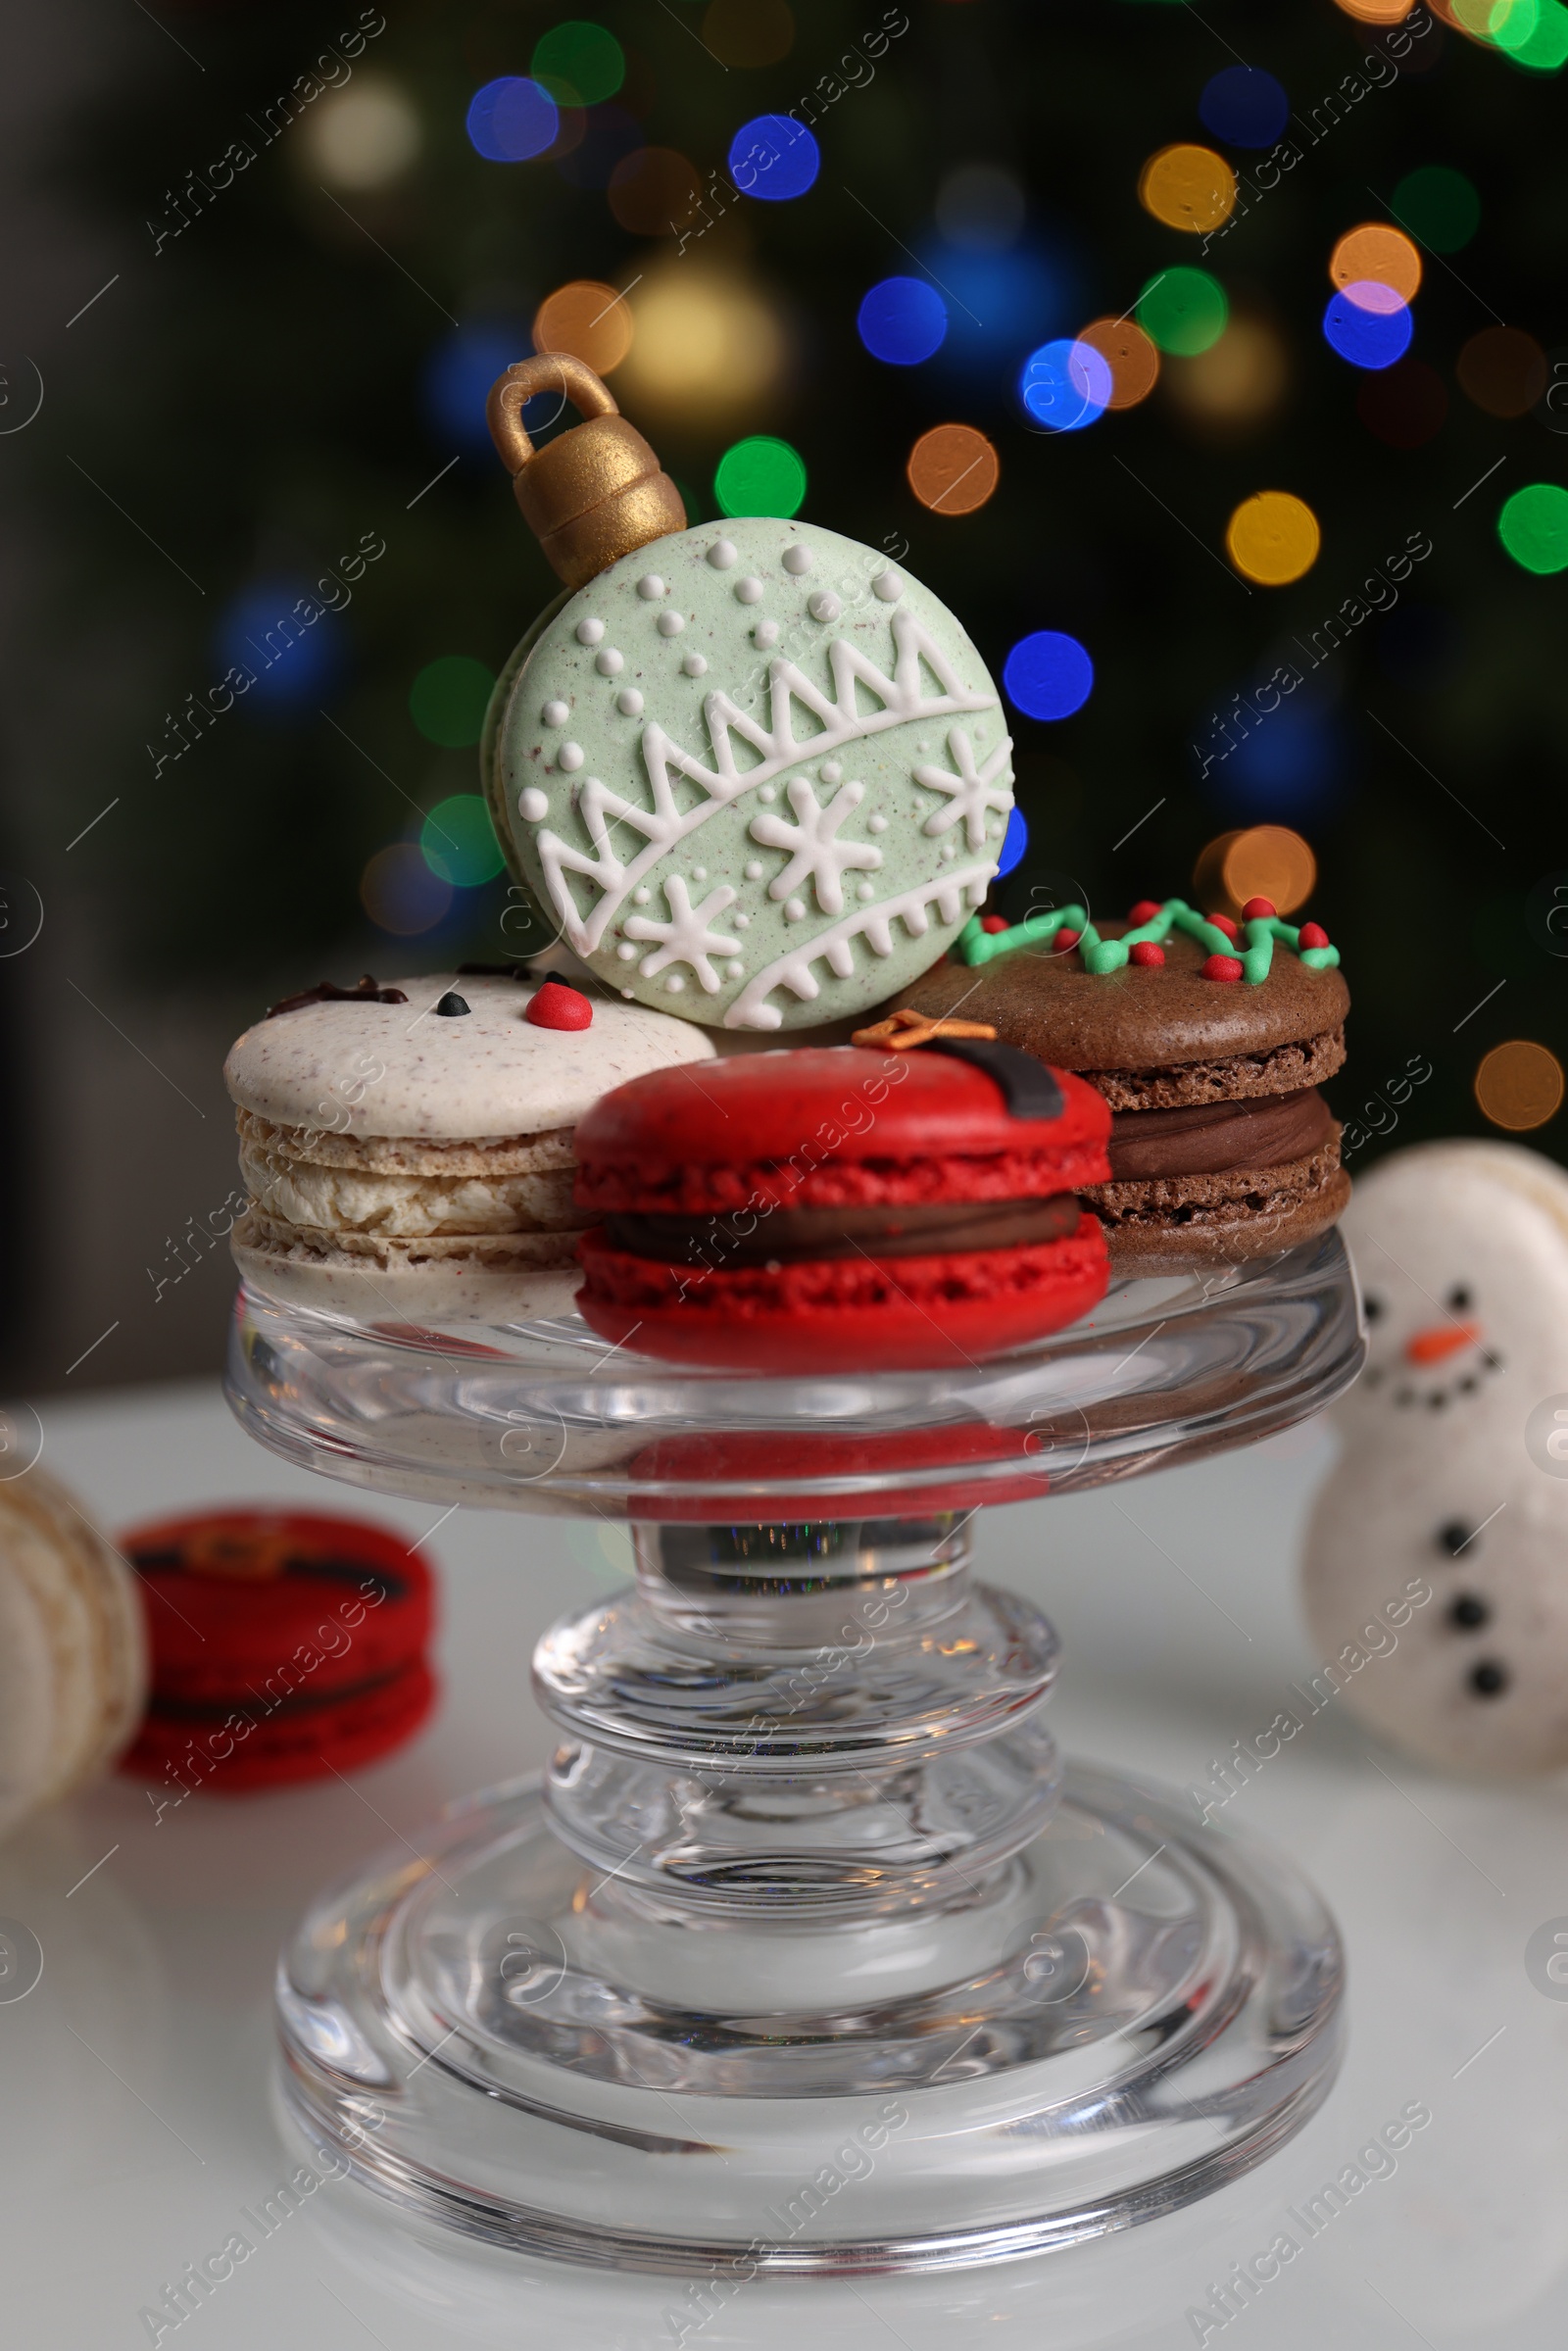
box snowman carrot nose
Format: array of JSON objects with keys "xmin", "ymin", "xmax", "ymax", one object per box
[{"xmin": 1404, "ymin": 1321, "xmax": 1481, "ymax": 1365}]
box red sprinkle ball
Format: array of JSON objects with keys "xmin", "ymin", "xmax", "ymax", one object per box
[
  {"xmin": 1127, "ymin": 899, "xmax": 1162, "ymax": 924},
  {"xmin": 1202, "ymin": 954, "xmax": 1244, "ymax": 983},
  {"xmin": 1205, "ymin": 912, "xmax": 1240, "ymax": 942},
  {"xmin": 979, "ymin": 913, "xmax": 1009, "ymax": 934},
  {"xmin": 1054, "ymin": 927, "xmax": 1082, "ymax": 954},
  {"xmin": 526, "ymin": 979, "xmax": 594, "ymax": 1030},
  {"xmin": 1298, "ymin": 921, "xmax": 1330, "ymax": 950},
  {"xmin": 1129, "ymin": 941, "xmax": 1165, "ymax": 968},
  {"xmin": 1242, "ymin": 896, "xmax": 1277, "ymax": 921}
]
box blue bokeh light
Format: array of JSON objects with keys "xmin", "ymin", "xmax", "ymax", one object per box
[
  {"xmin": 1004, "ymin": 632, "xmax": 1094, "ymax": 722},
  {"xmin": 728, "ymin": 115, "xmax": 819, "ymax": 201},
  {"xmin": 1323, "ymin": 285, "xmax": 1412, "ymax": 370},
  {"xmin": 995, "ymin": 805, "xmax": 1028, "ymax": 880},
  {"xmin": 215, "ymin": 580, "xmax": 341, "ymax": 709},
  {"xmin": 1200, "ymin": 67, "xmax": 1290, "ymax": 149},
  {"xmin": 1220, "ymin": 701, "xmax": 1347, "ymax": 817},
  {"xmin": 1019, "ymin": 338, "xmax": 1112, "ymax": 431},
  {"xmin": 920, "ymin": 243, "xmax": 1077, "ymax": 372},
  {"xmin": 857, "ymin": 276, "xmax": 948, "ymax": 366},
  {"xmin": 424, "ymin": 322, "xmax": 525, "ymax": 454},
  {"xmin": 466, "ymin": 77, "xmax": 559, "ymax": 164}
]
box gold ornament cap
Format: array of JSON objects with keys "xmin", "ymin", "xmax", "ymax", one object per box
[{"xmin": 486, "ymin": 355, "xmax": 686, "ymax": 591}]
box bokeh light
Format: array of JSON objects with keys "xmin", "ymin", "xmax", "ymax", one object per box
[
  {"xmin": 1457, "ymin": 326, "xmax": 1548, "ymax": 416},
  {"xmin": 921, "ymin": 244, "xmax": 1071, "ymax": 370},
  {"xmin": 714, "ymin": 435, "xmax": 807, "ymax": 517},
  {"xmin": 1004, "ymin": 632, "xmax": 1094, "ymax": 721},
  {"xmin": 1165, "ymin": 318, "xmax": 1286, "ymax": 427},
  {"xmin": 1497, "ymin": 482, "xmax": 1568, "ymax": 573},
  {"xmin": 1137, "ymin": 269, "xmax": 1229, "ymax": 356},
  {"xmin": 1510, "ymin": 0, "xmax": 1568, "ymax": 68},
  {"xmin": 728, "ymin": 114, "xmax": 819, "ymax": 200},
  {"xmin": 466, "ymin": 76, "xmax": 558, "ymax": 164},
  {"xmin": 421, "ymin": 795, "xmax": 507, "ymax": 887},
  {"xmin": 532, "ymin": 279, "xmax": 634, "ymax": 375},
  {"xmin": 703, "ymin": 0, "xmax": 796, "ymax": 66},
  {"xmin": 935, "ymin": 163, "xmax": 1026, "ymax": 251},
  {"xmin": 1074, "ymin": 318, "xmax": 1159, "ymax": 411},
  {"xmin": 1391, "ymin": 165, "xmax": 1480, "ymax": 251},
  {"xmin": 423, "ymin": 320, "xmax": 526, "ymax": 454},
  {"xmin": 410, "ymin": 656, "xmax": 495, "ymax": 748},
  {"xmin": 303, "ymin": 78, "xmax": 421, "ymax": 190},
  {"xmin": 1356, "ymin": 357, "xmax": 1448, "ymax": 447},
  {"xmin": 1330, "ymin": 224, "xmax": 1422, "ymax": 304},
  {"xmin": 1199, "ymin": 67, "xmax": 1290, "ymax": 147},
  {"xmin": 857, "ymin": 277, "xmax": 948, "ymax": 366},
  {"xmin": 1019, "ymin": 338, "xmax": 1112, "ymax": 431},
  {"xmin": 215, "ymin": 581, "xmax": 340, "ymax": 708},
  {"xmin": 615, "ymin": 264, "xmax": 784, "ymax": 419},
  {"xmin": 608, "ymin": 147, "xmax": 703, "ymax": 235},
  {"xmin": 1225, "ymin": 491, "xmax": 1321, "ymax": 586},
  {"xmin": 1323, "ymin": 284, "xmax": 1412, "ymax": 369},
  {"xmin": 362, "ymin": 842, "xmax": 453, "ymax": 936},
  {"xmin": 1333, "ymin": 0, "xmax": 1417, "ymax": 20},
  {"xmin": 1193, "ymin": 826, "xmax": 1317, "ymax": 918},
  {"xmin": 1138, "ymin": 144, "xmax": 1238, "ymax": 234},
  {"xmin": 906, "ymin": 423, "xmax": 1000, "ymax": 514},
  {"xmin": 1475, "ymin": 1040, "xmax": 1565, "ymax": 1131},
  {"xmin": 531, "ymin": 20, "xmax": 624, "ymax": 106},
  {"xmin": 995, "ymin": 806, "xmax": 1028, "ymax": 880}
]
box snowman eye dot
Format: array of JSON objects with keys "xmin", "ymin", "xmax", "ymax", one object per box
[
  {"xmin": 1449, "ymin": 1593, "xmax": 1490, "ymax": 1630},
  {"xmin": 1438, "ymin": 1520, "xmax": 1475, "ymax": 1557},
  {"xmin": 1446, "ymin": 1285, "xmax": 1473, "ymax": 1313},
  {"xmin": 1467, "ymin": 1659, "xmax": 1509, "ymax": 1698},
  {"xmin": 1362, "ymin": 1294, "xmax": 1384, "ymax": 1322}
]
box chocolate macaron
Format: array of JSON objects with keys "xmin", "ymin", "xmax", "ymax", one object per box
[{"xmin": 900, "ymin": 895, "xmax": 1349, "ymax": 1272}]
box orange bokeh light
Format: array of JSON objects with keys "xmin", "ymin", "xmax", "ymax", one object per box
[
  {"xmin": 1194, "ymin": 828, "xmax": 1318, "ymax": 920},
  {"xmin": 608, "ymin": 148, "xmax": 704, "ymax": 239},
  {"xmin": 1330, "ymin": 223, "xmax": 1422, "ymax": 305},
  {"xmin": 1138, "ymin": 145, "xmax": 1237, "ymax": 235},
  {"xmin": 1457, "ymin": 325, "xmax": 1548, "ymax": 418},
  {"xmin": 906, "ymin": 423, "xmax": 1000, "ymax": 515},
  {"xmin": 1077, "ymin": 317, "xmax": 1160, "ymax": 410},
  {"xmin": 532, "ymin": 279, "xmax": 635, "ymax": 376},
  {"xmin": 1475, "ymin": 1041, "xmax": 1566, "ymax": 1132}
]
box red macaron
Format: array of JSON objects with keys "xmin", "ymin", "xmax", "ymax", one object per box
[
  {"xmin": 572, "ymin": 1038, "xmax": 1111, "ymax": 1371},
  {"xmin": 117, "ymin": 1507, "xmax": 438, "ymax": 1796}
]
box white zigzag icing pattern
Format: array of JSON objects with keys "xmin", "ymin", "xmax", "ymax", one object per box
[
  {"xmin": 532, "ymin": 609, "xmax": 997, "ymax": 955},
  {"xmin": 723, "ymin": 864, "xmax": 996, "ymax": 1030}
]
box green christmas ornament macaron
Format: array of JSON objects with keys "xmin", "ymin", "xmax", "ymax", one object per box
[{"xmin": 480, "ymin": 357, "xmax": 1014, "ymax": 1032}]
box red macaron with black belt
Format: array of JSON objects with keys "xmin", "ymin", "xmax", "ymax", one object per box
[{"xmin": 571, "ymin": 1013, "xmax": 1111, "ymax": 1371}]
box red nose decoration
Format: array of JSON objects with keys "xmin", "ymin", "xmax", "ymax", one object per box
[{"xmin": 526, "ymin": 979, "xmax": 594, "ymax": 1030}]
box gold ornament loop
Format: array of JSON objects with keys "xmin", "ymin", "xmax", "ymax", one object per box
[
  {"xmin": 486, "ymin": 354, "xmax": 618, "ymax": 476},
  {"xmin": 485, "ymin": 354, "xmax": 686, "ymax": 592}
]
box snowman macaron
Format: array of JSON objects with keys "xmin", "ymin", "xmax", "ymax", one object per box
[{"xmin": 1302, "ymin": 1139, "xmax": 1568, "ymax": 1772}]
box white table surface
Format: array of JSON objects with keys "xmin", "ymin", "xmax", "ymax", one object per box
[{"xmin": 5, "ymin": 1378, "xmax": 1566, "ymax": 2350}]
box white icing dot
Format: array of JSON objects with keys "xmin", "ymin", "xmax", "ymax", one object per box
[
  {"xmin": 576, "ymin": 617, "xmax": 605, "ymax": 645},
  {"xmin": 617, "ymin": 687, "xmax": 644, "ymax": 716},
  {"xmin": 708, "ymin": 539, "xmax": 738, "ymax": 568},
  {"xmin": 542, "ymin": 699, "xmax": 569, "ymax": 727},
  {"xmin": 693, "ymin": 865, "xmax": 708, "ymax": 882},
  {"xmin": 736, "ymin": 576, "xmax": 764, "ymax": 604},
  {"xmin": 596, "ymin": 647, "xmax": 623, "ymax": 675},
  {"xmin": 759, "ymin": 783, "xmax": 777, "ymax": 803},
  {"xmin": 782, "ymin": 544, "xmax": 811, "ymax": 575},
  {"xmin": 733, "ymin": 911, "xmax": 750, "ymax": 928},
  {"xmin": 744, "ymin": 859, "xmax": 765, "ymax": 880},
  {"xmin": 633, "ymin": 886, "xmax": 652, "ymax": 905},
  {"xmin": 725, "ymin": 959, "xmax": 745, "ymax": 979},
  {"xmin": 784, "ymin": 897, "xmax": 807, "ymax": 922},
  {"xmin": 519, "ymin": 786, "xmax": 550, "ymax": 822},
  {"xmin": 754, "ymin": 619, "xmax": 780, "ymax": 649},
  {"xmin": 622, "ymin": 987, "xmax": 635, "ymax": 998},
  {"xmin": 916, "ymin": 741, "xmax": 930, "ymax": 754},
  {"xmin": 616, "ymin": 942, "xmax": 637, "ymax": 960},
  {"xmin": 858, "ymin": 882, "xmax": 876, "ymax": 901},
  {"xmin": 637, "ymin": 573, "xmax": 665, "ymax": 599},
  {"xmin": 657, "ymin": 611, "xmax": 684, "ymax": 636},
  {"xmin": 665, "ymin": 973, "xmax": 686, "ymax": 993},
  {"xmin": 939, "ymin": 843, "xmax": 956, "ymax": 861},
  {"xmin": 872, "ymin": 569, "xmax": 904, "ymax": 603},
  {"xmin": 867, "ymin": 812, "xmax": 889, "ymax": 833},
  {"xmin": 820, "ymin": 759, "xmax": 843, "ymax": 783},
  {"xmin": 808, "ymin": 590, "xmax": 841, "ymax": 622},
  {"xmin": 681, "ymin": 653, "xmax": 708, "ymax": 677},
  {"xmin": 558, "ymin": 741, "xmax": 584, "ymax": 772}
]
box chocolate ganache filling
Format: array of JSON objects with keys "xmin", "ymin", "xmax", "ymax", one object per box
[
  {"xmin": 1105, "ymin": 1086, "xmax": 1333, "ymax": 1183},
  {"xmin": 606, "ymin": 1193, "xmax": 1084, "ymax": 1267}
]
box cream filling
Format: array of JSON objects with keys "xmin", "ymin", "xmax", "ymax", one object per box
[{"xmin": 239, "ymin": 1141, "xmax": 579, "ymax": 1239}]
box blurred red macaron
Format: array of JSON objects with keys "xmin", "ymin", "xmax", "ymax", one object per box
[{"xmin": 117, "ymin": 1506, "xmax": 437, "ymax": 1795}]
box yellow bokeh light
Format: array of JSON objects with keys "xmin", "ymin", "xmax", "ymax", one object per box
[
  {"xmin": 614, "ymin": 265, "xmax": 783, "ymax": 420},
  {"xmin": 1333, "ymin": 0, "xmax": 1416, "ymax": 21},
  {"xmin": 1475, "ymin": 1041, "xmax": 1565, "ymax": 1131},
  {"xmin": 300, "ymin": 78, "xmax": 421, "ymax": 191},
  {"xmin": 1225, "ymin": 490, "xmax": 1321, "ymax": 586},
  {"xmin": 1193, "ymin": 828, "xmax": 1318, "ymax": 920},
  {"xmin": 1330, "ymin": 223, "xmax": 1422, "ymax": 304},
  {"xmin": 533, "ymin": 280, "xmax": 635, "ymax": 377},
  {"xmin": 1076, "ymin": 318, "xmax": 1160, "ymax": 410},
  {"xmin": 1138, "ymin": 145, "xmax": 1237, "ymax": 236},
  {"xmin": 1165, "ymin": 318, "xmax": 1286, "ymax": 427}
]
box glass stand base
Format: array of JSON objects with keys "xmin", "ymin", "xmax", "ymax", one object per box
[{"xmin": 277, "ymin": 1758, "xmax": 1342, "ymax": 2276}]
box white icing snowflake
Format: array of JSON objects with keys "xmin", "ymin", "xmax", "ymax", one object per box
[
  {"xmin": 912, "ymin": 727, "xmax": 1013, "ymax": 853},
  {"xmin": 748, "ymin": 775, "xmax": 882, "ymax": 917},
  {"xmin": 623, "ymin": 874, "xmax": 742, "ymax": 994}
]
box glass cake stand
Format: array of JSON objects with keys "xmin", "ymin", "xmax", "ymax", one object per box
[{"xmin": 224, "ymin": 1231, "xmax": 1362, "ymax": 2277}]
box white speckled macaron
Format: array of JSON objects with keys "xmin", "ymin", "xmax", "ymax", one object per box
[{"xmin": 222, "ymin": 970, "xmax": 716, "ymax": 1324}]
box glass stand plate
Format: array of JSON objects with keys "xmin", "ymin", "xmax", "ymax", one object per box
[{"xmin": 227, "ymin": 1232, "xmax": 1364, "ymax": 2276}]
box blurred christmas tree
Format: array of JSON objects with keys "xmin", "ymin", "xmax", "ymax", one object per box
[{"xmin": 37, "ymin": 0, "xmax": 1568, "ymax": 1161}]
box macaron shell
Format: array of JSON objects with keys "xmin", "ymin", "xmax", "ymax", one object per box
[
  {"xmin": 231, "ymin": 1222, "xmax": 585, "ymax": 1324},
  {"xmin": 490, "ymin": 518, "xmax": 1012, "ymax": 1031}
]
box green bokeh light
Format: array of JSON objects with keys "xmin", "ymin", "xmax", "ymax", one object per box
[
  {"xmin": 1498, "ymin": 483, "xmax": 1568, "ymax": 573},
  {"xmin": 420, "ymin": 795, "xmax": 507, "ymax": 887},
  {"xmin": 531, "ymin": 20, "xmax": 625, "ymax": 107},
  {"xmin": 714, "ymin": 435, "xmax": 808, "ymax": 518},
  {"xmin": 1510, "ymin": 0, "xmax": 1568, "ymax": 68},
  {"xmin": 1136, "ymin": 268, "xmax": 1228, "ymax": 357},
  {"xmin": 1391, "ymin": 166, "xmax": 1481, "ymax": 253},
  {"xmin": 410, "ymin": 656, "xmax": 496, "ymax": 748}
]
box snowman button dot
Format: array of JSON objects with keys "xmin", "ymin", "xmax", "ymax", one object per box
[
  {"xmin": 1438, "ymin": 1520, "xmax": 1476, "ymax": 1557},
  {"xmin": 1449, "ymin": 1593, "xmax": 1490, "ymax": 1630},
  {"xmin": 1468, "ymin": 1659, "xmax": 1509, "ymax": 1698}
]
